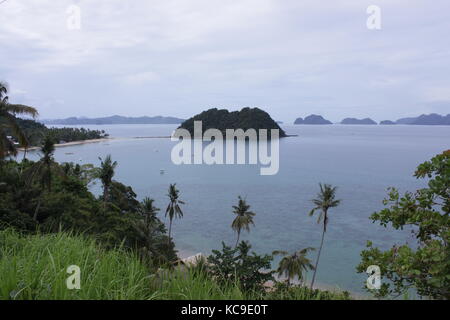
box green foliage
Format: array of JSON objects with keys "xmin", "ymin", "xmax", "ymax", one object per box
[
  {"xmin": 150, "ymin": 268, "xmax": 245, "ymax": 300},
  {"xmin": 0, "ymin": 158, "xmax": 177, "ymax": 265},
  {"xmin": 0, "ymin": 229, "xmax": 153, "ymax": 300},
  {"xmin": 179, "ymin": 107, "xmax": 286, "ymax": 138},
  {"xmin": 165, "ymin": 183, "xmax": 185, "ymax": 242},
  {"xmin": 6, "ymin": 117, "xmax": 108, "ymax": 148},
  {"xmin": 266, "ymin": 282, "xmax": 351, "ymax": 300},
  {"xmin": 357, "ymin": 151, "xmax": 450, "ymax": 299},
  {"xmin": 231, "ymin": 196, "xmax": 255, "ymax": 247},
  {"xmin": 273, "ymin": 248, "xmax": 315, "ymax": 286},
  {"xmin": 308, "ymin": 183, "xmax": 341, "ymax": 289},
  {"xmin": 0, "ymin": 82, "xmax": 39, "ymax": 156},
  {"xmin": 207, "ymin": 241, "xmax": 274, "ymax": 293}
]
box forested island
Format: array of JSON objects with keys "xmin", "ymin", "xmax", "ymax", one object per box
[
  {"xmin": 179, "ymin": 107, "xmax": 287, "ymax": 137},
  {"xmin": 340, "ymin": 118, "xmax": 377, "ymax": 125},
  {"xmin": 294, "ymin": 115, "xmax": 332, "ymax": 125}
]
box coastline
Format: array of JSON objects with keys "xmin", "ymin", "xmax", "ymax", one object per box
[
  {"xmin": 18, "ymin": 136, "xmax": 173, "ymax": 152},
  {"xmin": 18, "ymin": 138, "xmax": 114, "ymax": 152}
]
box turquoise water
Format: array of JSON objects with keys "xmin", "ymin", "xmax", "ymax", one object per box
[{"xmin": 22, "ymin": 124, "xmax": 450, "ymax": 293}]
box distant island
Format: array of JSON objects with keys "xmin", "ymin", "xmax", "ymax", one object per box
[
  {"xmin": 396, "ymin": 113, "xmax": 450, "ymax": 125},
  {"xmin": 341, "ymin": 118, "xmax": 377, "ymax": 125},
  {"xmin": 179, "ymin": 107, "xmax": 287, "ymax": 137},
  {"xmin": 380, "ymin": 120, "xmax": 396, "ymax": 125},
  {"xmin": 294, "ymin": 115, "xmax": 332, "ymax": 125},
  {"xmin": 42, "ymin": 115, "xmax": 185, "ymax": 125}
]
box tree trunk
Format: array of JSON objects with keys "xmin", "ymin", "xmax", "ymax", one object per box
[
  {"xmin": 235, "ymin": 230, "xmax": 241, "ymax": 248},
  {"xmin": 33, "ymin": 197, "xmax": 42, "ymax": 222},
  {"xmin": 168, "ymin": 219, "xmax": 173, "ymax": 246},
  {"xmin": 310, "ymin": 226, "xmax": 326, "ymax": 290}
]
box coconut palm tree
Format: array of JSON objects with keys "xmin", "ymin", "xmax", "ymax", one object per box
[
  {"xmin": 231, "ymin": 196, "xmax": 255, "ymax": 247},
  {"xmin": 141, "ymin": 197, "xmax": 160, "ymax": 226},
  {"xmin": 165, "ymin": 184, "xmax": 185, "ymax": 244},
  {"xmin": 0, "ymin": 82, "xmax": 38, "ymax": 158},
  {"xmin": 24, "ymin": 135, "xmax": 59, "ymax": 221},
  {"xmin": 97, "ymin": 155, "xmax": 117, "ymax": 202},
  {"xmin": 133, "ymin": 197, "xmax": 167, "ymax": 263},
  {"xmin": 273, "ymin": 248, "xmax": 315, "ymax": 287},
  {"xmin": 308, "ymin": 183, "xmax": 341, "ymax": 290}
]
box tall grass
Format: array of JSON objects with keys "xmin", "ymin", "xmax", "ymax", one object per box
[
  {"xmin": 0, "ymin": 229, "xmax": 353, "ymax": 300},
  {"xmin": 150, "ymin": 268, "xmax": 246, "ymax": 300},
  {"xmin": 0, "ymin": 229, "xmax": 153, "ymax": 300}
]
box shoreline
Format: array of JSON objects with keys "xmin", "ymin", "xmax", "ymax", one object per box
[
  {"xmin": 18, "ymin": 138, "xmax": 114, "ymax": 152},
  {"xmin": 18, "ymin": 136, "xmax": 173, "ymax": 152}
]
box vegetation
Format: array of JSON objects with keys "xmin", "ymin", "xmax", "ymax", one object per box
[
  {"xmin": 165, "ymin": 184, "xmax": 185, "ymax": 244},
  {"xmin": 0, "ymin": 148, "xmax": 177, "ymax": 264},
  {"xmin": 98, "ymin": 155, "xmax": 118, "ymax": 202},
  {"xmin": 179, "ymin": 107, "xmax": 287, "ymax": 138},
  {"xmin": 273, "ymin": 248, "xmax": 315, "ymax": 287},
  {"xmin": 308, "ymin": 184, "xmax": 341, "ymax": 290},
  {"xmin": 207, "ymin": 241, "xmax": 274, "ymax": 293},
  {"xmin": 357, "ymin": 150, "xmax": 450, "ymax": 300},
  {"xmin": 231, "ymin": 196, "xmax": 255, "ymax": 247},
  {"xmin": 0, "ymin": 229, "xmax": 153, "ymax": 300},
  {"xmin": 0, "ymin": 82, "xmax": 39, "ymax": 157}
]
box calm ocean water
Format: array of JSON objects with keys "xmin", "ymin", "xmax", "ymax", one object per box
[{"xmin": 22, "ymin": 124, "xmax": 450, "ymax": 293}]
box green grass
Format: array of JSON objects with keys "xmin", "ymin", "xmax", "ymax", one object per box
[
  {"xmin": 0, "ymin": 229, "xmax": 153, "ymax": 300},
  {"xmin": 0, "ymin": 229, "xmax": 353, "ymax": 300},
  {"xmin": 149, "ymin": 268, "xmax": 246, "ymax": 300}
]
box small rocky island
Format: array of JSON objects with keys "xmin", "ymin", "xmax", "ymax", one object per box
[
  {"xmin": 341, "ymin": 118, "xmax": 377, "ymax": 125},
  {"xmin": 294, "ymin": 114, "xmax": 332, "ymax": 125},
  {"xmin": 179, "ymin": 107, "xmax": 287, "ymax": 137},
  {"xmin": 380, "ymin": 120, "xmax": 396, "ymax": 125}
]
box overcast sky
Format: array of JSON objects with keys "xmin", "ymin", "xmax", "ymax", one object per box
[{"xmin": 1, "ymin": 0, "xmax": 449, "ymax": 122}]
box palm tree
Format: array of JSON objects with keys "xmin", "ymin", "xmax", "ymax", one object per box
[
  {"xmin": 141, "ymin": 197, "xmax": 160, "ymax": 227},
  {"xmin": 165, "ymin": 184, "xmax": 185, "ymax": 244},
  {"xmin": 134, "ymin": 197, "xmax": 166, "ymax": 263},
  {"xmin": 273, "ymin": 248, "xmax": 315, "ymax": 287},
  {"xmin": 308, "ymin": 183, "xmax": 341, "ymax": 290},
  {"xmin": 0, "ymin": 81, "xmax": 38, "ymax": 158},
  {"xmin": 231, "ymin": 196, "xmax": 255, "ymax": 247},
  {"xmin": 24, "ymin": 135, "xmax": 58, "ymax": 221},
  {"xmin": 97, "ymin": 155, "xmax": 117, "ymax": 202}
]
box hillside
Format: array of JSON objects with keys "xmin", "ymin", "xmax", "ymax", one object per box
[
  {"xmin": 179, "ymin": 107, "xmax": 287, "ymax": 137},
  {"xmin": 341, "ymin": 118, "xmax": 377, "ymax": 125},
  {"xmin": 294, "ymin": 115, "xmax": 332, "ymax": 125}
]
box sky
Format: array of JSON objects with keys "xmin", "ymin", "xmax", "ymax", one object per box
[{"xmin": 1, "ymin": 0, "xmax": 449, "ymax": 122}]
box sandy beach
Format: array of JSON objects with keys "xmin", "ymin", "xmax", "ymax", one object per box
[
  {"xmin": 18, "ymin": 138, "xmax": 114, "ymax": 152},
  {"xmin": 18, "ymin": 136, "xmax": 172, "ymax": 152}
]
